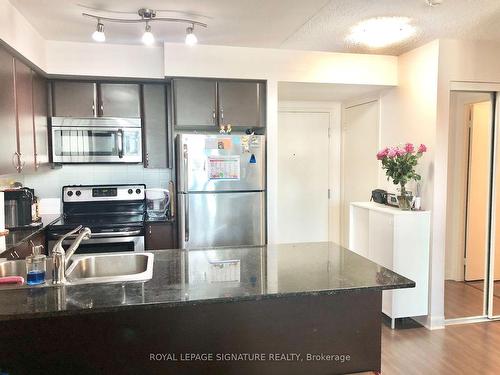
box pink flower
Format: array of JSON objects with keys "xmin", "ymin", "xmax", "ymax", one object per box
[
  {"xmin": 404, "ymin": 143, "xmax": 415, "ymax": 153},
  {"xmin": 387, "ymin": 148, "xmax": 397, "ymax": 158},
  {"xmin": 396, "ymin": 147, "xmax": 407, "ymax": 157},
  {"xmin": 376, "ymin": 148, "xmax": 389, "ymax": 160},
  {"xmin": 418, "ymin": 144, "xmax": 427, "ymax": 153}
]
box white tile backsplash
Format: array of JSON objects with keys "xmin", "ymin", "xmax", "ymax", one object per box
[{"xmin": 1, "ymin": 165, "xmax": 172, "ymax": 199}]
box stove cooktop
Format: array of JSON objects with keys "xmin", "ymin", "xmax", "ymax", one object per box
[{"xmin": 48, "ymin": 213, "xmax": 145, "ymax": 231}]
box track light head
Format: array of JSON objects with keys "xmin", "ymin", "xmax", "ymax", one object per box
[
  {"xmin": 92, "ymin": 21, "xmax": 105, "ymax": 42},
  {"xmin": 142, "ymin": 22, "xmax": 155, "ymax": 45},
  {"xmin": 185, "ymin": 26, "xmax": 198, "ymax": 46}
]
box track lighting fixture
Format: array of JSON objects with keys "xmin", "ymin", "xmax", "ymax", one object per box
[
  {"xmin": 185, "ymin": 25, "xmax": 198, "ymax": 46},
  {"xmin": 92, "ymin": 21, "xmax": 105, "ymax": 42},
  {"xmin": 142, "ymin": 22, "xmax": 155, "ymax": 45},
  {"xmin": 84, "ymin": 8, "xmax": 207, "ymax": 45}
]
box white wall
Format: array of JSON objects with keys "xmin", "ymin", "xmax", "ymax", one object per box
[
  {"xmin": 378, "ymin": 41, "xmax": 441, "ymax": 328},
  {"xmin": 0, "ymin": 0, "xmax": 46, "ymax": 69},
  {"xmin": 163, "ymin": 43, "xmax": 398, "ymax": 84},
  {"xmin": 45, "ymin": 41, "xmax": 164, "ymax": 78}
]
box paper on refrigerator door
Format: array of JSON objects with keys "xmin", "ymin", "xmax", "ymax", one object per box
[
  {"xmin": 207, "ymin": 156, "xmax": 240, "ymax": 180},
  {"xmin": 208, "ymin": 260, "xmax": 241, "ymax": 283}
]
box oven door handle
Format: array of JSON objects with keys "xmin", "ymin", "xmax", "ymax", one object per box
[{"xmin": 59, "ymin": 230, "xmax": 142, "ymax": 239}]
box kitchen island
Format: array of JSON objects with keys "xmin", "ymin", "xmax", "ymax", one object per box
[{"xmin": 0, "ymin": 242, "xmax": 414, "ymax": 375}]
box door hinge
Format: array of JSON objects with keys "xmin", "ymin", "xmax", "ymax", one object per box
[
  {"xmin": 328, "ymin": 189, "xmax": 331, "ymax": 199},
  {"xmin": 463, "ymin": 257, "xmax": 467, "ymax": 265},
  {"xmin": 328, "ymin": 127, "xmax": 331, "ymax": 138}
]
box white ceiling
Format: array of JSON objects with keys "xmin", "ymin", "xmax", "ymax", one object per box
[
  {"xmin": 8, "ymin": 0, "xmax": 330, "ymax": 48},
  {"xmin": 9, "ymin": 0, "xmax": 500, "ymax": 55},
  {"xmin": 278, "ymin": 82, "xmax": 388, "ymax": 102}
]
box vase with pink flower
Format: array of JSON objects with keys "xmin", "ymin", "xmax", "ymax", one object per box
[{"xmin": 376, "ymin": 143, "xmax": 427, "ymax": 210}]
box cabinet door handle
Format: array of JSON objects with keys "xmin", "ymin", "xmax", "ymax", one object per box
[
  {"xmin": 220, "ymin": 109, "xmax": 224, "ymax": 122},
  {"xmin": 12, "ymin": 152, "xmax": 19, "ymax": 170},
  {"xmin": 12, "ymin": 250, "xmax": 20, "ymax": 259},
  {"xmin": 92, "ymin": 103, "xmax": 96, "ymax": 117},
  {"xmin": 18, "ymin": 153, "xmax": 25, "ymax": 172},
  {"xmin": 34, "ymin": 153, "xmax": 39, "ymax": 170}
]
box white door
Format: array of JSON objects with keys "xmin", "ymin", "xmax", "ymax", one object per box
[
  {"xmin": 342, "ymin": 101, "xmax": 380, "ymax": 247},
  {"xmin": 277, "ymin": 111, "xmax": 330, "ymax": 244}
]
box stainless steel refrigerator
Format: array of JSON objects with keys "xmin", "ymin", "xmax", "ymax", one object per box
[{"xmin": 176, "ymin": 134, "xmax": 266, "ymax": 249}]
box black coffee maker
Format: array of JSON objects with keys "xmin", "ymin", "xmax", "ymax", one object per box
[{"xmin": 4, "ymin": 188, "xmax": 34, "ymax": 229}]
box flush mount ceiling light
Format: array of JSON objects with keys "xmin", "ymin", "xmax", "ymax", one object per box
[
  {"xmin": 83, "ymin": 8, "xmax": 207, "ymax": 46},
  {"xmin": 426, "ymin": 0, "xmax": 443, "ymax": 6},
  {"xmin": 347, "ymin": 17, "xmax": 416, "ymax": 49}
]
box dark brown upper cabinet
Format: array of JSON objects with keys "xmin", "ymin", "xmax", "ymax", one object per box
[
  {"xmin": 218, "ymin": 81, "xmax": 265, "ymax": 129},
  {"xmin": 172, "ymin": 78, "xmax": 266, "ymax": 130},
  {"xmin": 15, "ymin": 59, "xmax": 35, "ymax": 173},
  {"xmin": 0, "ymin": 46, "xmax": 48, "ymax": 174},
  {"xmin": 32, "ymin": 71, "xmax": 49, "ymax": 170},
  {"xmin": 143, "ymin": 83, "xmax": 169, "ymax": 169},
  {"xmin": 99, "ymin": 83, "xmax": 141, "ymax": 118},
  {"xmin": 172, "ymin": 78, "xmax": 217, "ymax": 128},
  {"xmin": 52, "ymin": 81, "xmax": 96, "ymax": 117},
  {"xmin": 51, "ymin": 81, "xmax": 140, "ymax": 118},
  {"xmin": 0, "ymin": 48, "xmax": 18, "ymax": 174}
]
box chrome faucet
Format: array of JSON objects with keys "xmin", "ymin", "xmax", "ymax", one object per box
[{"xmin": 52, "ymin": 225, "xmax": 91, "ymax": 285}]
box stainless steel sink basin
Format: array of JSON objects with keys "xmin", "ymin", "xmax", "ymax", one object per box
[
  {"xmin": 66, "ymin": 252, "xmax": 154, "ymax": 284},
  {"xmin": 0, "ymin": 260, "xmax": 27, "ymax": 278}
]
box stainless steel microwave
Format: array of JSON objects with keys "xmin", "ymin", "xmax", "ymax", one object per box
[{"xmin": 51, "ymin": 117, "xmax": 142, "ymax": 163}]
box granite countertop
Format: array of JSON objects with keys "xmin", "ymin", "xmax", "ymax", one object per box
[
  {"xmin": 0, "ymin": 242, "xmax": 415, "ymax": 321},
  {"xmin": 1, "ymin": 214, "xmax": 60, "ymax": 254}
]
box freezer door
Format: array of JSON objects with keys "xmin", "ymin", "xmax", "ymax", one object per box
[
  {"xmin": 177, "ymin": 134, "xmax": 265, "ymax": 192},
  {"xmin": 178, "ymin": 192, "xmax": 266, "ymax": 249}
]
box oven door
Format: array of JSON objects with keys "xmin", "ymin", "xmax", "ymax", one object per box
[
  {"xmin": 48, "ymin": 233, "xmax": 145, "ymax": 256},
  {"xmin": 51, "ymin": 126, "xmax": 142, "ymax": 163}
]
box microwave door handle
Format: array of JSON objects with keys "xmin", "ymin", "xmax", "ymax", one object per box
[{"xmin": 117, "ymin": 129, "xmax": 124, "ymax": 158}]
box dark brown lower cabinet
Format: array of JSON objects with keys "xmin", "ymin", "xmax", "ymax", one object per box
[{"xmin": 145, "ymin": 222, "xmax": 177, "ymax": 250}]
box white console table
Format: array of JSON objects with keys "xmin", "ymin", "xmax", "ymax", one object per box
[{"xmin": 349, "ymin": 202, "xmax": 430, "ymax": 329}]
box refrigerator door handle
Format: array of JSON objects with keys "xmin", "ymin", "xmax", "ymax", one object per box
[
  {"xmin": 185, "ymin": 194, "xmax": 190, "ymax": 242},
  {"xmin": 182, "ymin": 143, "xmax": 189, "ymax": 191}
]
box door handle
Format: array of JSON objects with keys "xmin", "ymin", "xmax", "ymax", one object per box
[
  {"xmin": 183, "ymin": 143, "xmax": 189, "ymax": 190},
  {"xmin": 185, "ymin": 194, "xmax": 190, "ymax": 243},
  {"xmin": 117, "ymin": 129, "xmax": 124, "ymax": 158}
]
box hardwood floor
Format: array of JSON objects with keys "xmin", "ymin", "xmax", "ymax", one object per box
[
  {"xmin": 445, "ymin": 280, "xmax": 500, "ymax": 318},
  {"xmin": 358, "ymin": 320, "xmax": 500, "ymax": 374},
  {"xmin": 445, "ymin": 280, "xmax": 485, "ymax": 318}
]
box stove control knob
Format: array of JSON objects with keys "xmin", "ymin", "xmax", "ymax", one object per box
[
  {"xmin": 67, "ymin": 191, "xmax": 73, "ymax": 197},
  {"xmin": 128, "ymin": 189, "xmax": 133, "ymax": 194},
  {"xmin": 75, "ymin": 190, "xmax": 81, "ymax": 197},
  {"xmin": 136, "ymin": 189, "xmax": 142, "ymax": 194}
]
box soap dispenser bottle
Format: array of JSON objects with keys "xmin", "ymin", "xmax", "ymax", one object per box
[{"xmin": 25, "ymin": 243, "xmax": 46, "ymax": 285}]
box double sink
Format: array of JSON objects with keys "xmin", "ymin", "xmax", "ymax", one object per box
[{"xmin": 0, "ymin": 252, "xmax": 154, "ymax": 288}]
